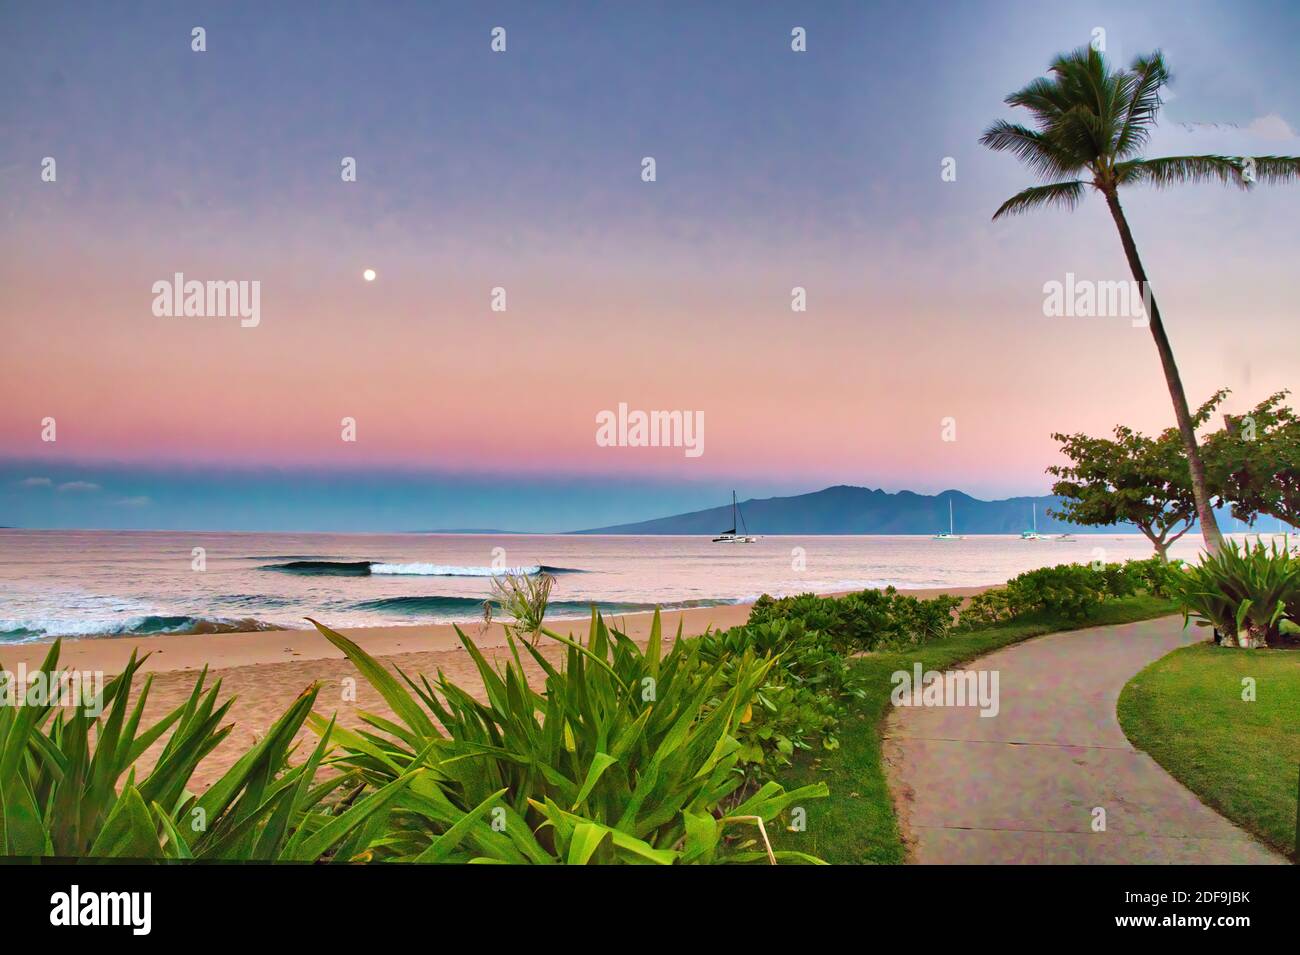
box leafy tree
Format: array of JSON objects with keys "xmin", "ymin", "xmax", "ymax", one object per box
[
  {"xmin": 1202, "ymin": 390, "xmax": 1300, "ymax": 528},
  {"xmin": 982, "ymin": 46, "xmax": 1300, "ymax": 555},
  {"xmin": 1048, "ymin": 423, "xmax": 1196, "ymax": 561}
]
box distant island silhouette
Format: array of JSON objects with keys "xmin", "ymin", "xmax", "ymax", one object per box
[{"xmin": 570, "ymin": 485, "xmax": 1238, "ymax": 536}]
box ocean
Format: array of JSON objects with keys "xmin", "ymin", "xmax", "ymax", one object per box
[{"xmin": 0, "ymin": 528, "xmax": 1250, "ymax": 642}]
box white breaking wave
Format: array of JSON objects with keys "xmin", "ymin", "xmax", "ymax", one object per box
[
  {"xmin": 0, "ymin": 613, "xmax": 282, "ymax": 641},
  {"xmin": 0, "ymin": 615, "xmax": 179, "ymax": 640},
  {"xmin": 0, "ymin": 616, "xmax": 124, "ymax": 640},
  {"xmin": 369, "ymin": 563, "xmax": 542, "ymax": 577}
]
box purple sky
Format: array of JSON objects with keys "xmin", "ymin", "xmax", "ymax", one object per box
[{"xmin": 3, "ymin": 1, "xmax": 1298, "ymax": 529}]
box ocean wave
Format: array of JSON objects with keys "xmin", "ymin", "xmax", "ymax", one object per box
[
  {"xmin": 350, "ymin": 595, "xmax": 726, "ymax": 618},
  {"xmin": 222, "ymin": 594, "xmax": 297, "ymax": 610},
  {"xmin": 262, "ymin": 560, "xmax": 582, "ymax": 577},
  {"xmin": 370, "ymin": 563, "xmax": 580, "ymax": 576},
  {"xmin": 260, "ymin": 560, "xmax": 376, "ymax": 576},
  {"xmin": 241, "ymin": 554, "xmax": 353, "ymax": 561},
  {"xmin": 351, "ymin": 596, "xmax": 489, "ymax": 614},
  {"xmin": 0, "ymin": 615, "xmax": 284, "ymax": 642}
]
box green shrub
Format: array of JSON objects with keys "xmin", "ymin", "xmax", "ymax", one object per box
[
  {"xmin": 749, "ymin": 587, "xmax": 960, "ymax": 653},
  {"xmin": 308, "ymin": 611, "xmax": 828, "ymax": 863},
  {"xmin": 962, "ymin": 559, "xmax": 1173, "ymax": 627},
  {"xmin": 693, "ymin": 619, "xmax": 864, "ymax": 779},
  {"xmin": 962, "ymin": 587, "xmax": 1014, "ymax": 625},
  {"xmin": 1122, "ymin": 556, "xmax": 1186, "ymax": 597},
  {"xmin": 1096, "ymin": 562, "xmax": 1139, "ymax": 599},
  {"xmin": 1018, "ymin": 564, "xmax": 1109, "ymax": 617},
  {"xmin": 0, "ymin": 641, "xmax": 406, "ymax": 860},
  {"xmin": 748, "ymin": 594, "xmax": 845, "ymax": 645},
  {"xmin": 1173, "ymin": 539, "xmax": 1300, "ymax": 648}
]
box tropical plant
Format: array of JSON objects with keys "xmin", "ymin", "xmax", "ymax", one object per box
[
  {"xmin": 1095, "ymin": 562, "xmax": 1140, "ymax": 600},
  {"xmin": 749, "ymin": 587, "xmax": 960, "ymax": 653},
  {"xmin": 1123, "ymin": 555, "xmax": 1186, "ymax": 598},
  {"xmin": 982, "ymin": 46, "xmax": 1300, "ymax": 555},
  {"xmin": 1048, "ymin": 410, "xmax": 1209, "ymax": 560},
  {"xmin": 483, "ymin": 570, "xmax": 555, "ymax": 644},
  {"xmin": 0, "ymin": 641, "xmax": 413, "ymax": 860},
  {"xmin": 307, "ymin": 611, "xmax": 828, "ymax": 863},
  {"xmin": 1201, "ymin": 390, "xmax": 1300, "ymax": 529},
  {"xmin": 693, "ymin": 619, "xmax": 864, "ymax": 778},
  {"xmin": 960, "ymin": 587, "xmax": 1015, "ymax": 626},
  {"xmin": 1172, "ymin": 539, "xmax": 1300, "ymax": 648},
  {"xmin": 962, "ymin": 560, "xmax": 1162, "ymax": 626},
  {"xmin": 1007, "ymin": 564, "xmax": 1108, "ymax": 619}
]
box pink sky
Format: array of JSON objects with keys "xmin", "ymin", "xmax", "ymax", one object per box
[{"xmin": 5, "ymin": 203, "xmax": 1296, "ymax": 499}]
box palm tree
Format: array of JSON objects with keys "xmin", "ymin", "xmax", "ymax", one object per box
[{"xmin": 981, "ymin": 47, "xmax": 1300, "ymax": 554}]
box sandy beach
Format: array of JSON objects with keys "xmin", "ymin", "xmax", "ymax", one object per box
[{"xmin": 2, "ymin": 586, "xmax": 990, "ymax": 789}]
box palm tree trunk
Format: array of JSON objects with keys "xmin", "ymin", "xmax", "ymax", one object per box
[{"xmin": 1103, "ymin": 190, "xmax": 1225, "ymax": 554}]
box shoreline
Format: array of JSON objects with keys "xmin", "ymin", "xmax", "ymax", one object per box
[
  {"xmin": 2, "ymin": 585, "xmax": 994, "ymax": 676},
  {"xmin": 1, "ymin": 584, "xmax": 993, "ymax": 791}
]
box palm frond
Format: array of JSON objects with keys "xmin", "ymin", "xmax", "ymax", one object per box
[
  {"xmin": 1053, "ymin": 103, "xmax": 1112, "ymax": 164},
  {"xmin": 991, "ymin": 180, "xmax": 1086, "ymax": 220},
  {"xmin": 1000, "ymin": 47, "xmax": 1128, "ymax": 167},
  {"xmin": 1047, "ymin": 46, "xmax": 1103, "ymax": 84},
  {"xmin": 978, "ymin": 120, "xmax": 1085, "ymax": 179},
  {"xmin": 1114, "ymin": 52, "xmax": 1169, "ymax": 157},
  {"xmin": 1245, "ymin": 156, "xmax": 1300, "ymax": 184},
  {"xmin": 1116, "ymin": 155, "xmax": 1250, "ymax": 188},
  {"xmin": 1050, "ymin": 47, "xmax": 1124, "ymax": 155},
  {"xmin": 985, "ymin": 46, "xmax": 1300, "ymax": 211},
  {"xmin": 1004, "ymin": 75, "xmax": 1073, "ymax": 126}
]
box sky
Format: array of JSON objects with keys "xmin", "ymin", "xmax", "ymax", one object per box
[{"xmin": 2, "ymin": 0, "xmax": 1298, "ymax": 531}]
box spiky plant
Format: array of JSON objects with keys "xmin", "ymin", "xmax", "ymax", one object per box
[
  {"xmin": 307, "ymin": 611, "xmax": 828, "ymax": 863},
  {"xmin": 1173, "ymin": 538, "xmax": 1300, "ymax": 648},
  {"xmin": 0, "ymin": 640, "xmax": 415, "ymax": 860},
  {"xmin": 483, "ymin": 570, "xmax": 555, "ymax": 644},
  {"xmin": 982, "ymin": 46, "xmax": 1300, "ymax": 555}
]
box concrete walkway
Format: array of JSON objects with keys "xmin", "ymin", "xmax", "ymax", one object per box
[{"xmin": 883, "ymin": 616, "xmax": 1285, "ymax": 864}]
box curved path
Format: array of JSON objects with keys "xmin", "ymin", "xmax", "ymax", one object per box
[{"xmin": 883, "ymin": 616, "xmax": 1285, "ymax": 864}]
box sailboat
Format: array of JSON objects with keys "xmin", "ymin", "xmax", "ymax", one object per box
[
  {"xmin": 1020, "ymin": 503, "xmax": 1046, "ymax": 540},
  {"xmin": 933, "ymin": 499, "xmax": 963, "ymax": 540},
  {"xmin": 713, "ymin": 490, "xmax": 756, "ymax": 543}
]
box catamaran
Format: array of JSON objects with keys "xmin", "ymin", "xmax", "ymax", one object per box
[
  {"xmin": 933, "ymin": 499, "xmax": 963, "ymax": 540},
  {"xmin": 1020, "ymin": 503, "xmax": 1046, "ymax": 540},
  {"xmin": 713, "ymin": 490, "xmax": 756, "ymax": 543}
]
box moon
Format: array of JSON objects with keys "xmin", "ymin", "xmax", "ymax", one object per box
[{"xmin": 363, "ymin": 268, "xmax": 376, "ymax": 282}]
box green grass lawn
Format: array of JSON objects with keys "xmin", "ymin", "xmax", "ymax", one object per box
[
  {"xmin": 771, "ymin": 595, "xmax": 1178, "ymax": 864},
  {"xmin": 1118, "ymin": 642, "xmax": 1299, "ymax": 861}
]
